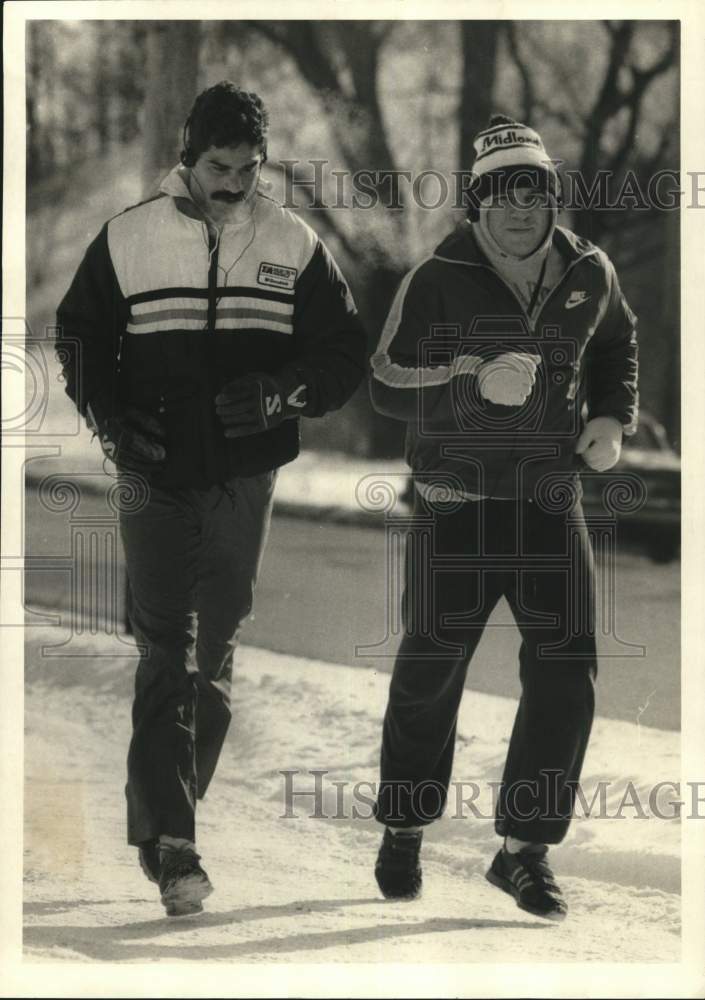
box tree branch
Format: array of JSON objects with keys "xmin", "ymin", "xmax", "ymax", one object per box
[
  {"xmin": 250, "ymin": 22, "xmax": 400, "ymax": 182},
  {"xmin": 273, "ymin": 159, "xmax": 358, "ymax": 260},
  {"xmin": 533, "ymin": 100, "xmax": 584, "ymax": 139},
  {"xmin": 633, "ymin": 21, "xmax": 678, "ymax": 85},
  {"xmin": 581, "ymin": 20, "xmax": 635, "ymax": 177},
  {"xmin": 606, "ymin": 23, "xmax": 678, "ymax": 175},
  {"xmin": 503, "ymin": 21, "xmax": 535, "ymax": 122},
  {"xmin": 458, "ymin": 21, "xmax": 500, "ymax": 172},
  {"xmin": 249, "ymin": 21, "xmax": 342, "ymax": 96}
]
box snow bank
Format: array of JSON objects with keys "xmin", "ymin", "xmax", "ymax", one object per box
[{"xmin": 23, "ymin": 629, "xmax": 680, "ymax": 965}]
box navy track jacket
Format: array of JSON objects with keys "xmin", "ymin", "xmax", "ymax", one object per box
[
  {"xmin": 56, "ymin": 166, "xmax": 367, "ymax": 488},
  {"xmin": 370, "ymin": 223, "xmax": 639, "ymax": 500}
]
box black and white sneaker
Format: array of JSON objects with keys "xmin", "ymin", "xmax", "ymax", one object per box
[
  {"xmin": 374, "ymin": 828, "xmax": 423, "ymax": 900},
  {"xmin": 485, "ymin": 846, "xmax": 567, "ymax": 921},
  {"xmin": 137, "ymin": 839, "xmax": 160, "ymax": 885},
  {"xmin": 158, "ymin": 845, "xmax": 214, "ymax": 917}
]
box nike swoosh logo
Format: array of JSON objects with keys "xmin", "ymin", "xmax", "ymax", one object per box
[{"xmin": 565, "ymin": 296, "xmax": 589, "ymax": 309}]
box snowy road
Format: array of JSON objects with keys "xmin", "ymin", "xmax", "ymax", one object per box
[
  {"xmin": 24, "ymin": 495, "xmax": 681, "ymax": 729},
  {"xmin": 23, "ymin": 629, "xmax": 680, "ymax": 964}
]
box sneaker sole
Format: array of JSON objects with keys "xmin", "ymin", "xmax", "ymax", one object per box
[
  {"xmin": 161, "ymin": 874, "xmax": 214, "ymax": 918},
  {"xmin": 377, "ymin": 885, "xmax": 423, "ymax": 901},
  {"xmin": 374, "ymin": 868, "xmax": 422, "ymax": 901},
  {"xmin": 164, "ymin": 899, "xmax": 205, "ymax": 918},
  {"xmin": 485, "ymin": 868, "xmax": 567, "ymax": 922}
]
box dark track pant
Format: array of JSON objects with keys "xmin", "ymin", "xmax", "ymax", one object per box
[
  {"xmin": 375, "ymin": 489, "xmax": 597, "ymax": 844},
  {"xmin": 120, "ymin": 474, "xmax": 276, "ymax": 846}
]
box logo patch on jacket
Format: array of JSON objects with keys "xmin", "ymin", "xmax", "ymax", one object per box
[
  {"xmin": 565, "ymin": 290, "xmax": 590, "ymax": 309},
  {"xmin": 258, "ymin": 262, "xmax": 297, "ymax": 290}
]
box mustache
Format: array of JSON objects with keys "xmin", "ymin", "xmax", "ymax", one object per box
[{"xmin": 211, "ymin": 191, "xmax": 245, "ymax": 203}]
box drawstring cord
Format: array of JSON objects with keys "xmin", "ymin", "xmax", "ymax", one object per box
[
  {"xmin": 207, "ymin": 224, "xmax": 220, "ymax": 268},
  {"xmin": 223, "ymin": 484, "xmax": 237, "ymax": 510},
  {"xmin": 213, "ymin": 482, "xmax": 238, "ymax": 511}
]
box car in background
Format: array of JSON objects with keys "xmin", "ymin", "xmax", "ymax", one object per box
[{"xmin": 579, "ymin": 410, "xmax": 680, "ymax": 563}]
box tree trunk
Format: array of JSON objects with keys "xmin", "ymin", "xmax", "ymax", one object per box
[
  {"xmin": 141, "ymin": 22, "xmax": 201, "ymax": 198},
  {"xmin": 93, "ymin": 22, "xmax": 111, "ymax": 154},
  {"xmin": 458, "ymin": 21, "xmax": 500, "ymax": 172},
  {"xmin": 26, "ymin": 25, "xmax": 42, "ymax": 183}
]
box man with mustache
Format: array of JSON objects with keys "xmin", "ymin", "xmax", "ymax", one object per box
[
  {"xmin": 56, "ymin": 82, "xmax": 366, "ymax": 916},
  {"xmin": 370, "ymin": 115, "xmax": 638, "ymax": 920}
]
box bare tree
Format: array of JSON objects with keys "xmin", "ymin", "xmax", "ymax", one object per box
[
  {"xmin": 93, "ymin": 22, "xmax": 111, "ymax": 154},
  {"xmin": 503, "ymin": 20, "xmax": 679, "ymax": 241},
  {"xmin": 215, "ymin": 20, "xmax": 499, "ymax": 454},
  {"xmin": 141, "ymin": 22, "xmax": 201, "ymax": 197},
  {"xmin": 459, "ymin": 22, "xmax": 501, "ymax": 171},
  {"xmin": 500, "ymin": 20, "xmax": 680, "ymax": 441},
  {"xmin": 30, "ymin": 18, "xmax": 680, "ymax": 447},
  {"xmin": 232, "ymin": 22, "xmax": 499, "ymax": 317}
]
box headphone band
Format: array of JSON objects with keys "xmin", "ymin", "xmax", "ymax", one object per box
[{"xmin": 180, "ymin": 111, "xmax": 268, "ymax": 168}]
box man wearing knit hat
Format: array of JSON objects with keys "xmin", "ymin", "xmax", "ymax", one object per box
[{"xmin": 369, "ymin": 115, "xmax": 638, "ymax": 920}]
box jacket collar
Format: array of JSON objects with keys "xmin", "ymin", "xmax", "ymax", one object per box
[
  {"xmin": 159, "ymin": 163, "xmax": 193, "ymax": 199},
  {"xmin": 159, "ymin": 164, "xmax": 209, "ymax": 222},
  {"xmin": 158, "ymin": 164, "xmax": 266, "ymax": 230},
  {"xmin": 434, "ymin": 220, "xmax": 597, "ymax": 267}
]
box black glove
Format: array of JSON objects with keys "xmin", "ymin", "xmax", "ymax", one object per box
[
  {"xmin": 86, "ymin": 399, "xmax": 167, "ymax": 475},
  {"xmin": 215, "ymin": 369, "xmax": 308, "ymax": 439}
]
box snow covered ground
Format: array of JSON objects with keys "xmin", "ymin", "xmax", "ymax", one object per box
[{"xmin": 22, "ymin": 627, "xmax": 681, "ymax": 966}]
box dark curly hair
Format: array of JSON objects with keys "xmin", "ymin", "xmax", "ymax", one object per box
[{"xmin": 181, "ymin": 82, "xmax": 269, "ymax": 167}]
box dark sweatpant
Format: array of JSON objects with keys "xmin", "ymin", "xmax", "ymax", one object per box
[
  {"xmin": 375, "ymin": 487, "xmax": 597, "ymax": 844},
  {"xmin": 120, "ymin": 473, "xmax": 276, "ymax": 847}
]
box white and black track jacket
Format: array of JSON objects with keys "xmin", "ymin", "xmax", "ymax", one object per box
[{"xmin": 57, "ymin": 166, "xmax": 367, "ymax": 487}]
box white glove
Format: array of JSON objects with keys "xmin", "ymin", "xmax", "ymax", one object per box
[
  {"xmin": 575, "ymin": 416, "xmax": 623, "ymax": 471},
  {"xmin": 477, "ymin": 352, "xmax": 542, "ymax": 406}
]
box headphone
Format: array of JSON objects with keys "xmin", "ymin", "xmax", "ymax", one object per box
[{"xmin": 180, "ymin": 110, "xmax": 268, "ymax": 168}]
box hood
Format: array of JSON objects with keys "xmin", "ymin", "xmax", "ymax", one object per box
[
  {"xmin": 158, "ymin": 164, "xmax": 208, "ymax": 222},
  {"xmin": 159, "ymin": 163, "xmax": 194, "ymax": 200},
  {"xmin": 475, "ymin": 198, "xmax": 557, "ymax": 265},
  {"xmin": 158, "ymin": 163, "xmax": 272, "ymax": 229},
  {"xmin": 433, "ymin": 221, "xmax": 597, "ymax": 268}
]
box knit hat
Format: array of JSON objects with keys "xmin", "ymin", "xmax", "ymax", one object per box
[{"xmin": 466, "ymin": 114, "xmax": 561, "ymax": 220}]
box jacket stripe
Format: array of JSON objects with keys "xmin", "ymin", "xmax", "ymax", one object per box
[
  {"xmin": 127, "ymin": 310, "xmax": 294, "ymax": 335},
  {"xmin": 124, "ymin": 326, "xmax": 295, "ymax": 338},
  {"xmin": 216, "ymin": 308, "xmax": 292, "ymax": 324},
  {"xmin": 415, "ymin": 480, "xmax": 491, "ymax": 503},
  {"xmin": 130, "ymin": 307, "xmax": 206, "ymax": 326},
  {"xmin": 130, "ymin": 305, "xmax": 292, "ymax": 326},
  {"xmin": 375, "ymin": 258, "xmax": 428, "ymax": 358},
  {"xmin": 125, "ymin": 285, "xmax": 294, "ymax": 307},
  {"xmin": 371, "ymin": 258, "xmax": 483, "ymax": 389},
  {"xmin": 371, "ymin": 352, "xmax": 484, "ymax": 388}
]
